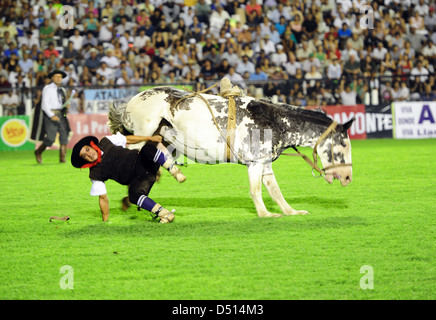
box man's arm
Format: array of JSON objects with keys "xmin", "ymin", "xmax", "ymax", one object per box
[
  {"xmin": 99, "ymin": 194, "xmax": 109, "ymax": 221},
  {"xmin": 125, "ymin": 135, "xmax": 162, "ymax": 144}
]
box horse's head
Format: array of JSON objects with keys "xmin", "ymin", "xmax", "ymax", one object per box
[{"xmin": 317, "ymin": 118, "xmax": 354, "ymax": 186}]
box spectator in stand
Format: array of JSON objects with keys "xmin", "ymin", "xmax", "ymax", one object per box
[
  {"xmin": 343, "ymin": 53, "xmax": 361, "ymax": 78},
  {"xmin": 224, "ymin": 66, "xmax": 246, "ymax": 89},
  {"xmin": 339, "ymin": 79, "xmax": 357, "ymax": 105},
  {"xmin": 221, "ymin": 46, "xmax": 239, "ymax": 68},
  {"xmin": 195, "ymin": 0, "xmax": 212, "ymax": 25},
  {"xmin": 246, "ymin": 0, "xmax": 263, "ymax": 26},
  {"xmin": 236, "ymin": 55, "xmax": 255, "ymax": 76},
  {"xmin": 18, "ymin": 51, "xmax": 34, "ymax": 75},
  {"xmin": 422, "ymin": 39, "xmax": 436, "ymax": 66},
  {"xmin": 283, "ymin": 52, "xmax": 302, "ymax": 77},
  {"xmin": 249, "ymin": 65, "xmax": 268, "ymax": 81},
  {"xmin": 1, "ymin": 90, "xmax": 19, "ymax": 116},
  {"xmin": 43, "ymin": 42, "xmax": 59, "ymax": 59},
  {"xmin": 199, "ymin": 58, "xmax": 217, "ymax": 81},
  {"xmin": 420, "ymin": 83, "xmax": 436, "ymax": 101},
  {"xmin": 39, "ymin": 19, "xmax": 55, "ymax": 48},
  {"xmin": 410, "ymin": 59, "xmax": 430, "ymax": 84},
  {"xmin": 424, "ymin": 7, "xmax": 436, "ymax": 32},
  {"xmin": 100, "ymin": 48, "xmax": 120, "ymax": 70},
  {"xmin": 391, "ymin": 81, "xmax": 410, "ymax": 101},
  {"xmin": 134, "ymin": 29, "xmax": 151, "ymax": 53},
  {"xmin": 63, "ymin": 41, "xmax": 80, "ymax": 72},
  {"xmin": 96, "ymin": 61, "xmax": 115, "ymax": 83},
  {"xmin": 302, "ymin": 12, "xmax": 318, "ymax": 40}
]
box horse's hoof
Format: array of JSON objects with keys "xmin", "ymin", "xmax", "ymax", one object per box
[
  {"xmin": 258, "ymin": 213, "xmax": 282, "ymax": 218},
  {"xmin": 284, "ymin": 210, "xmax": 310, "ymax": 215}
]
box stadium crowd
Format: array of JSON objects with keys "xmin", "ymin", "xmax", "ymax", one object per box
[{"xmin": 1, "ymin": 0, "xmax": 436, "ymax": 115}]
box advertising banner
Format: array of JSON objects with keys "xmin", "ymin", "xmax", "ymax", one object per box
[
  {"xmin": 393, "ymin": 102, "xmax": 436, "ymax": 139},
  {"xmin": 0, "ymin": 116, "xmax": 34, "ymax": 151},
  {"xmin": 364, "ymin": 105, "xmax": 393, "ymax": 139},
  {"xmin": 67, "ymin": 113, "xmax": 112, "ymax": 149},
  {"xmin": 317, "ymin": 105, "xmax": 367, "ymax": 140},
  {"xmin": 83, "ymin": 87, "xmax": 140, "ymax": 114}
]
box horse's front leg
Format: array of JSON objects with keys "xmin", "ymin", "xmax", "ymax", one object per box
[
  {"xmin": 247, "ymin": 162, "xmax": 281, "ymax": 218},
  {"xmin": 262, "ymin": 163, "xmax": 309, "ymax": 216}
]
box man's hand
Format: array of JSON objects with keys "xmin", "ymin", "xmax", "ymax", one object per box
[
  {"xmin": 147, "ymin": 135, "xmax": 163, "ymax": 143},
  {"xmin": 99, "ymin": 194, "xmax": 109, "ymax": 221},
  {"xmin": 51, "ymin": 115, "xmax": 60, "ymax": 122}
]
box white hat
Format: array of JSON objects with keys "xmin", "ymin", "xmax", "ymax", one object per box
[{"xmin": 189, "ymin": 38, "xmax": 196, "ymax": 44}]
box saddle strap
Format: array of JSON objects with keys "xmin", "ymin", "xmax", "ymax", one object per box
[{"xmin": 226, "ymin": 96, "xmax": 236, "ymax": 162}]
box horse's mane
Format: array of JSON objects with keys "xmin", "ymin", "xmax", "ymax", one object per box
[{"xmin": 252, "ymin": 97, "xmax": 333, "ymax": 127}]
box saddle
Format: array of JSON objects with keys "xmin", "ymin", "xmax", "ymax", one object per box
[{"xmin": 219, "ymin": 78, "xmax": 243, "ymax": 162}]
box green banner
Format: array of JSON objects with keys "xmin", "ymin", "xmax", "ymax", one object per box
[{"xmin": 0, "ymin": 116, "xmax": 34, "ymax": 151}]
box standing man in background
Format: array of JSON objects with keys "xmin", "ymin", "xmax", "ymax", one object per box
[{"xmin": 34, "ymin": 69, "xmax": 71, "ymax": 164}]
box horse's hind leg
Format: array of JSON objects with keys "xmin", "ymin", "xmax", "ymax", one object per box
[
  {"xmin": 262, "ymin": 163, "xmax": 309, "ymax": 215},
  {"xmin": 247, "ymin": 162, "xmax": 281, "ymax": 218}
]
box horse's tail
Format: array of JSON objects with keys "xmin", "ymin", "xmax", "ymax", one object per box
[{"xmin": 108, "ymin": 102, "xmax": 129, "ymax": 134}]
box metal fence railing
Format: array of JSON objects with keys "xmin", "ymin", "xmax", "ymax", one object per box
[{"xmin": 0, "ymin": 73, "xmax": 434, "ymax": 117}]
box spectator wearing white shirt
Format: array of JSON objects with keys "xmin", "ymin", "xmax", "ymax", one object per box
[
  {"xmin": 422, "ymin": 40, "xmax": 436, "ymax": 65},
  {"xmin": 98, "ymin": 17, "xmax": 114, "ymax": 43},
  {"xmin": 96, "ymin": 61, "xmax": 115, "ymax": 82},
  {"xmin": 339, "ymin": 79, "xmax": 357, "ymax": 105},
  {"xmin": 270, "ymin": 44, "xmax": 288, "ymax": 66},
  {"xmin": 283, "ymin": 52, "xmax": 302, "ymax": 77},
  {"xmin": 410, "ymin": 59, "xmax": 430, "ymax": 82},
  {"xmin": 224, "ymin": 67, "xmax": 246, "ymax": 89},
  {"xmin": 134, "ymin": 29, "xmax": 151, "ymax": 52},
  {"xmin": 327, "ymin": 57, "xmax": 342, "ymax": 80},
  {"xmin": 69, "ymin": 29, "xmax": 84, "ymax": 52},
  {"xmin": 414, "ymin": 0, "xmax": 429, "ymax": 17},
  {"xmin": 254, "ymin": 34, "xmax": 276, "ymax": 56},
  {"xmin": 1, "ymin": 90, "xmax": 19, "ymax": 116},
  {"xmin": 267, "ymin": 3, "xmax": 291, "ymax": 24},
  {"xmin": 371, "ymin": 41, "xmax": 388, "ymax": 63},
  {"xmin": 100, "ymin": 49, "xmax": 120, "ymax": 69},
  {"xmin": 236, "ymin": 55, "xmax": 256, "ymax": 76}
]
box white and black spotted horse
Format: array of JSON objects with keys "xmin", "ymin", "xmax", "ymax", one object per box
[{"xmin": 108, "ymin": 86, "xmax": 354, "ymax": 218}]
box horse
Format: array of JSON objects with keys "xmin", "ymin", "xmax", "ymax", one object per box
[{"xmin": 108, "ymin": 85, "xmax": 354, "ymax": 218}]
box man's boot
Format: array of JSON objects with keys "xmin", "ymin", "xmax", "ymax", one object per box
[
  {"xmin": 34, "ymin": 144, "xmax": 47, "ymax": 164},
  {"xmin": 60, "ymin": 145, "xmax": 67, "ymax": 163},
  {"xmin": 151, "ymin": 203, "xmax": 175, "ymax": 223},
  {"xmin": 163, "ymin": 159, "xmax": 186, "ymax": 183}
]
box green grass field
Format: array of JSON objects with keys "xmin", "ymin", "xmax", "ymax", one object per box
[{"xmin": 0, "ymin": 139, "xmax": 434, "ymax": 300}]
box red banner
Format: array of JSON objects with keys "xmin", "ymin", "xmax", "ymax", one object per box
[
  {"xmin": 308, "ymin": 105, "xmax": 367, "ymax": 140},
  {"xmin": 67, "ymin": 113, "xmax": 111, "ymax": 149}
]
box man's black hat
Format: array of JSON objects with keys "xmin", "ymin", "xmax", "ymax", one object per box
[
  {"xmin": 48, "ymin": 69, "xmax": 67, "ymax": 78},
  {"xmin": 71, "ymin": 136, "xmax": 99, "ymax": 168}
]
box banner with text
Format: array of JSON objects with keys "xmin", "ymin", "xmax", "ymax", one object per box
[
  {"xmin": 83, "ymin": 88, "xmax": 140, "ymax": 114},
  {"xmin": 67, "ymin": 113, "xmax": 111, "ymax": 149},
  {"xmin": 393, "ymin": 101, "xmax": 436, "ymax": 139}
]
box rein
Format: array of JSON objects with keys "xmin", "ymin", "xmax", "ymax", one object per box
[{"xmin": 282, "ymin": 121, "xmax": 352, "ymax": 177}]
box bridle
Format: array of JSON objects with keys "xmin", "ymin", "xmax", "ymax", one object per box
[{"xmin": 282, "ymin": 121, "xmax": 353, "ymax": 178}]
